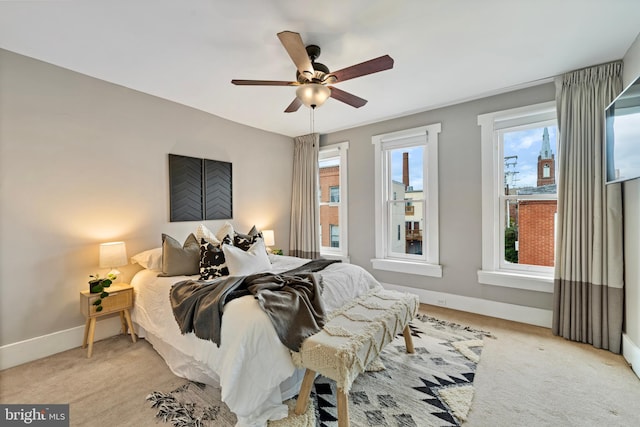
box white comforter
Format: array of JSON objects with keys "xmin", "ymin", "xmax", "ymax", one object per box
[{"xmin": 130, "ymin": 255, "xmax": 381, "ymax": 427}]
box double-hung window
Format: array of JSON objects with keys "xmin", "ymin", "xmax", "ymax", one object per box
[
  {"xmin": 319, "ymin": 142, "xmax": 349, "ymax": 259},
  {"xmin": 478, "ymin": 101, "xmax": 557, "ymax": 292},
  {"xmin": 372, "ymin": 123, "xmax": 442, "ymax": 277}
]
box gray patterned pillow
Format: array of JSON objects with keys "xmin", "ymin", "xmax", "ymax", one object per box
[
  {"xmin": 199, "ymin": 235, "xmax": 231, "ymax": 280},
  {"xmin": 233, "ymin": 225, "xmax": 263, "ymax": 251}
]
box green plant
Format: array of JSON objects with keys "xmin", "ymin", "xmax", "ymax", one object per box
[
  {"xmin": 88, "ymin": 273, "xmax": 116, "ymax": 312},
  {"xmin": 504, "ymin": 226, "xmax": 519, "ymax": 264}
]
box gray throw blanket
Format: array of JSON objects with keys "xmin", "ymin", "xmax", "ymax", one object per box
[{"xmin": 170, "ymin": 259, "xmax": 340, "ymax": 351}]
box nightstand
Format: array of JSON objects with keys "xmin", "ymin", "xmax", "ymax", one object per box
[{"xmin": 80, "ymin": 283, "xmax": 136, "ymax": 358}]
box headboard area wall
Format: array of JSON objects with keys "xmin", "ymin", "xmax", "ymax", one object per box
[{"xmin": 0, "ymin": 48, "xmax": 294, "ymax": 364}]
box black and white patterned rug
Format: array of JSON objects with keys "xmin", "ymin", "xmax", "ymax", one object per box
[{"xmin": 147, "ymin": 315, "xmax": 491, "ymax": 427}]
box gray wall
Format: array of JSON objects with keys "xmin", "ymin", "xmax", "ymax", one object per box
[
  {"xmin": 321, "ymin": 83, "xmax": 556, "ymax": 310},
  {"xmin": 622, "ymin": 33, "xmax": 640, "ymax": 352},
  {"xmin": 0, "ymin": 49, "xmax": 294, "ymax": 347}
]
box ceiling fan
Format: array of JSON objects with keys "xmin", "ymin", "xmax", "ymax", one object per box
[{"xmin": 231, "ymin": 31, "xmax": 394, "ymax": 112}]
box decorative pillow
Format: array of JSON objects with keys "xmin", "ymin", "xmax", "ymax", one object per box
[
  {"xmin": 158, "ymin": 233, "xmax": 200, "ymax": 277},
  {"xmin": 215, "ymin": 221, "xmax": 235, "ymax": 242},
  {"xmin": 233, "ymin": 225, "xmax": 263, "ymax": 251},
  {"xmin": 223, "ymin": 238, "xmax": 272, "ymax": 276},
  {"xmin": 199, "ymin": 235, "xmax": 231, "ymax": 280},
  {"xmin": 195, "ymin": 223, "xmax": 220, "ymax": 245},
  {"xmin": 131, "ymin": 247, "xmax": 163, "ymax": 271}
]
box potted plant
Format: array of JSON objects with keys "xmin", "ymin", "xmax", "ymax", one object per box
[{"xmin": 88, "ymin": 273, "xmax": 116, "ymax": 312}]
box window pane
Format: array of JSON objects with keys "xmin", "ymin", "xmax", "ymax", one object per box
[
  {"xmin": 320, "ymin": 156, "xmax": 340, "ymax": 248},
  {"xmin": 504, "ymin": 198, "xmax": 557, "ymax": 267},
  {"xmin": 389, "ymin": 146, "xmax": 424, "ymax": 193},
  {"xmin": 503, "ymin": 126, "xmax": 557, "ymax": 192},
  {"xmin": 330, "ymin": 224, "xmax": 339, "ymax": 248},
  {"xmin": 389, "ymin": 200, "xmax": 423, "ymax": 256},
  {"xmin": 330, "ymin": 186, "xmax": 340, "ymax": 203},
  {"xmin": 502, "ymin": 125, "xmax": 558, "ymax": 268}
]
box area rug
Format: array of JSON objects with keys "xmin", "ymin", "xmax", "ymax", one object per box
[{"xmin": 146, "ymin": 314, "xmax": 492, "ymax": 427}]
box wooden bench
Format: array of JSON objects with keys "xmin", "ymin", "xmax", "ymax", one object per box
[{"xmin": 292, "ymin": 289, "xmax": 419, "ymax": 427}]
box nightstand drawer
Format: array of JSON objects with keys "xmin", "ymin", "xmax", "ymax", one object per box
[{"xmin": 82, "ymin": 287, "xmax": 133, "ymax": 317}]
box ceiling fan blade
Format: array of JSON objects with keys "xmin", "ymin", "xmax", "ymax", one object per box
[
  {"xmin": 284, "ymin": 97, "xmax": 302, "ymax": 113},
  {"xmin": 231, "ymin": 79, "xmax": 298, "ymax": 86},
  {"xmin": 330, "ymin": 55, "xmax": 394, "ymax": 83},
  {"xmin": 329, "ymin": 86, "xmax": 368, "ymax": 108},
  {"xmin": 277, "ymin": 31, "xmax": 315, "ymax": 80}
]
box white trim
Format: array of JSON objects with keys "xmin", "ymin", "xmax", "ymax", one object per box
[
  {"xmin": 0, "ymin": 317, "xmax": 123, "ymax": 370},
  {"xmin": 371, "ymin": 258, "xmax": 442, "ymax": 278},
  {"xmin": 372, "ymin": 123, "xmax": 441, "ymax": 272},
  {"xmin": 381, "ymin": 282, "xmax": 553, "ymax": 328},
  {"xmin": 478, "ymin": 101, "xmax": 557, "ymax": 291},
  {"xmin": 319, "ymin": 141, "xmax": 349, "ymax": 259},
  {"xmin": 623, "ymin": 333, "xmax": 640, "ymax": 379},
  {"xmin": 477, "ymin": 270, "xmax": 554, "ymax": 293}
]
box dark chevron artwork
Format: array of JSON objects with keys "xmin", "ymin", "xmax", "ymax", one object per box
[{"xmin": 169, "ymin": 154, "xmax": 232, "ymax": 222}]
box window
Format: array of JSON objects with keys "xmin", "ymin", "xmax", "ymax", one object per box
[
  {"xmin": 372, "ymin": 123, "xmax": 442, "ymax": 277},
  {"xmin": 319, "ymin": 142, "xmax": 349, "ymax": 259},
  {"xmin": 329, "ymin": 186, "xmax": 340, "ymax": 203},
  {"xmin": 478, "ymin": 101, "xmax": 557, "ymax": 292},
  {"xmin": 330, "ymin": 224, "xmax": 339, "ymax": 248}
]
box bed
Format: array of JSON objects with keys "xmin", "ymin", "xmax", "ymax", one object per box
[{"xmin": 130, "ymin": 251, "xmax": 382, "ymax": 427}]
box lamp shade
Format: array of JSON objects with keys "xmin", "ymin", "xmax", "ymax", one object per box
[
  {"xmin": 262, "ymin": 230, "xmax": 275, "ymax": 247},
  {"xmin": 99, "ymin": 241, "xmax": 127, "ymax": 268},
  {"xmin": 296, "ymin": 83, "xmax": 331, "ymax": 109}
]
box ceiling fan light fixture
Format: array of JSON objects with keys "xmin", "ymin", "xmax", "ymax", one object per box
[{"xmin": 296, "ymin": 83, "xmax": 331, "ymax": 109}]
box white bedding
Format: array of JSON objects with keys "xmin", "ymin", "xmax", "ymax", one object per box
[{"xmin": 130, "ymin": 254, "xmax": 381, "ymax": 427}]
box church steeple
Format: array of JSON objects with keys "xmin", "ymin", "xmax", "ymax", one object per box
[
  {"xmin": 539, "ymin": 127, "xmax": 552, "ymax": 159},
  {"xmin": 537, "ymin": 127, "xmax": 555, "ymax": 187}
]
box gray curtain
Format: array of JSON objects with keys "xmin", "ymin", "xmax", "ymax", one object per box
[
  {"xmin": 553, "ymin": 61, "xmax": 624, "ymax": 353},
  {"xmin": 289, "ymin": 133, "xmax": 320, "ymax": 259}
]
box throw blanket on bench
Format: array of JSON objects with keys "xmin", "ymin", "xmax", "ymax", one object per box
[{"xmin": 170, "ymin": 259, "xmax": 340, "ymax": 351}]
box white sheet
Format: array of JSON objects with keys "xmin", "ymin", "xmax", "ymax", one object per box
[{"xmin": 130, "ymin": 255, "xmax": 381, "ymax": 427}]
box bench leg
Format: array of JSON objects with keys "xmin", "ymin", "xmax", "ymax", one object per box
[
  {"xmin": 337, "ymin": 387, "xmax": 350, "ymax": 427},
  {"xmin": 295, "ymin": 369, "xmax": 316, "ymax": 415},
  {"xmin": 403, "ymin": 325, "xmax": 415, "ymax": 353}
]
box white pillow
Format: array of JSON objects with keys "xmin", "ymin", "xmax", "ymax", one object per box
[
  {"xmin": 215, "ymin": 221, "xmax": 235, "ymax": 242},
  {"xmin": 195, "ymin": 223, "xmax": 220, "ymax": 245},
  {"xmin": 222, "ymin": 238, "xmax": 272, "ymax": 276},
  {"xmin": 131, "ymin": 247, "xmax": 163, "ymax": 271}
]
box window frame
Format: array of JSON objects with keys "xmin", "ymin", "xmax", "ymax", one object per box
[
  {"xmin": 477, "ymin": 101, "xmax": 556, "ymax": 292},
  {"xmin": 319, "ymin": 141, "xmax": 349, "ymax": 260},
  {"xmin": 371, "ymin": 123, "xmax": 442, "ymax": 277}
]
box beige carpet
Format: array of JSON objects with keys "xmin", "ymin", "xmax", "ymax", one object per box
[{"xmin": 1, "ymin": 304, "xmax": 639, "ymax": 426}]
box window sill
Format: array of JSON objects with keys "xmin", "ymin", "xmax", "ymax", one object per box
[
  {"xmin": 477, "ymin": 270, "xmax": 553, "ymax": 293},
  {"xmin": 371, "ymin": 258, "xmax": 442, "ymax": 278}
]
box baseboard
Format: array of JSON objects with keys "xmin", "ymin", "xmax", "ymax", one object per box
[
  {"xmin": 381, "ymin": 282, "xmax": 553, "ymax": 328},
  {"xmin": 622, "ymin": 333, "xmax": 640, "ymax": 379},
  {"xmin": 0, "ymin": 316, "xmax": 123, "ymax": 370}
]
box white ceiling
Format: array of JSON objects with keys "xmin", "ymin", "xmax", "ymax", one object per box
[{"xmin": 1, "ymin": 1, "xmax": 639, "ymax": 137}]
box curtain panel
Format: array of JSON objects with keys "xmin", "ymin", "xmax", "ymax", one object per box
[
  {"xmin": 553, "ymin": 61, "xmax": 624, "ymax": 353},
  {"xmin": 289, "ymin": 133, "xmax": 320, "ymax": 259}
]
